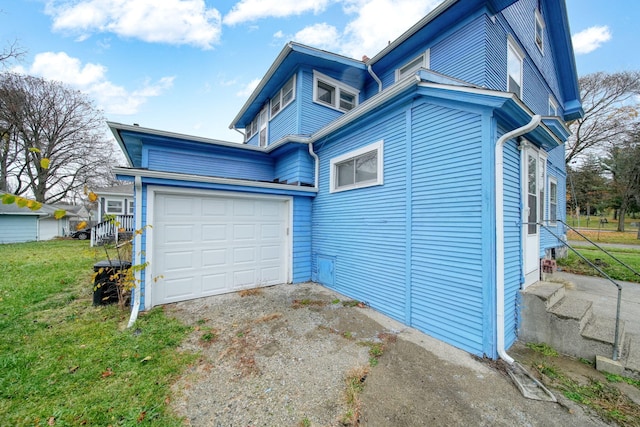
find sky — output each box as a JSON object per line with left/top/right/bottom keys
{"left": 1, "top": 0, "right": 638, "bottom": 146}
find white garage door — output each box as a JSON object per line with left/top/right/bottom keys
{"left": 152, "top": 191, "right": 289, "bottom": 306}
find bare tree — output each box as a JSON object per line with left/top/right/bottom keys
{"left": 0, "top": 40, "right": 26, "bottom": 65}
{"left": 566, "top": 71, "right": 640, "bottom": 164}
{"left": 0, "top": 72, "right": 116, "bottom": 203}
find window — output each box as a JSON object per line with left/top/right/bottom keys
{"left": 548, "top": 97, "right": 558, "bottom": 116}
{"left": 395, "top": 50, "right": 430, "bottom": 81}
{"left": 106, "top": 199, "right": 124, "bottom": 214}
{"left": 507, "top": 38, "right": 524, "bottom": 97}
{"left": 549, "top": 178, "right": 558, "bottom": 223}
{"left": 128, "top": 200, "right": 134, "bottom": 215}
{"left": 535, "top": 10, "right": 544, "bottom": 53}
{"left": 270, "top": 75, "right": 296, "bottom": 118}
{"left": 258, "top": 106, "right": 268, "bottom": 147}
{"left": 313, "top": 71, "right": 359, "bottom": 113}
{"left": 330, "top": 140, "right": 383, "bottom": 193}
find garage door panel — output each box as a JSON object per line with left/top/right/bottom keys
{"left": 233, "top": 224, "right": 256, "bottom": 240}
{"left": 202, "top": 224, "right": 227, "bottom": 241}
{"left": 164, "top": 251, "right": 196, "bottom": 271}
{"left": 153, "top": 192, "right": 288, "bottom": 307}
{"left": 202, "top": 249, "right": 227, "bottom": 267}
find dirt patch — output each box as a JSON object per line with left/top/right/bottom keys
{"left": 165, "top": 282, "right": 614, "bottom": 426}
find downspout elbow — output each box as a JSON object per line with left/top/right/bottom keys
{"left": 368, "top": 65, "right": 382, "bottom": 93}
{"left": 495, "top": 114, "right": 541, "bottom": 364}
{"left": 308, "top": 142, "right": 319, "bottom": 189}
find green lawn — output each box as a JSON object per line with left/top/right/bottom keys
{"left": 0, "top": 240, "right": 196, "bottom": 426}
{"left": 557, "top": 246, "right": 640, "bottom": 283}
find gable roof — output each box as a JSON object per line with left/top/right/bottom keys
{"left": 229, "top": 42, "right": 368, "bottom": 130}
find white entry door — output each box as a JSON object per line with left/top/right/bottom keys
{"left": 522, "top": 144, "right": 546, "bottom": 287}
{"left": 151, "top": 190, "right": 290, "bottom": 306}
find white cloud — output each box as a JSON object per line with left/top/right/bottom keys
{"left": 572, "top": 25, "right": 611, "bottom": 55}
{"left": 236, "top": 78, "right": 261, "bottom": 97}
{"left": 45, "top": 0, "right": 222, "bottom": 49}
{"left": 25, "top": 52, "right": 174, "bottom": 115}
{"left": 292, "top": 23, "right": 341, "bottom": 51}
{"left": 340, "top": 0, "right": 442, "bottom": 58}
{"left": 223, "top": 0, "right": 331, "bottom": 26}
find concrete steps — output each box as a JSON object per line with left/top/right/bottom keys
{"left": 520, "top": 281, "right": 630, "bottom": 371}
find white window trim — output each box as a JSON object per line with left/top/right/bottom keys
{"left": 507, "top": 36, "right": 524, "bottom": 98}
{"left": 329, "top": 140, "right": 384, "bottom": 193}
{"left": 269, "top": 74, "right": 296, "bottom": 120}
{"left": 548, "top": 96, "right": 558, "bottom": 116}
{"left": 313, "top": 71, "right": 360, "bottom": 113}
{"left": 549, "top": 177, "right": 558, "bottom": 224}
{"left": 535, "top": 10, "right": 545, "bottom": 54}
{"left": 395, "top": 49, "right": 430, "bottom": 82}
{"left": 105, "top": 198, "right": 124, "bottom": 215}
{"left": 128, "top": 200, "right": 134, "bottom": 215}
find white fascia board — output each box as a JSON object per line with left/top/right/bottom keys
{"left": 113, "top": 167, "right": 318, "bottom": 194}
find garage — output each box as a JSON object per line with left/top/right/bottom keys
{"left": 150, "top": 189, "right": 290, "bottom": 306}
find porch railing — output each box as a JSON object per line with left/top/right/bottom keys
{"left": 90, "top": 215, "right": 134, "bottom": 247}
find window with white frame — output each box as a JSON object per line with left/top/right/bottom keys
{"left": 535, "top": 10, "right": 544, "bottom": 53}
{"left": 270, "top": 75, "right": 296, "bottom": 118}
{"left": 258, "top": 106, "right": 268, "bottom": 147}
{"left": 507, "top": 38, "right": 524, "bottom": 97}
{"left": 548, "top": 97, "right": 558, "bottom": 116}
{"left": 128, "top": 200, "right": 134, "bottom": 215}
{"left": 313, "top": 71, "right": 359, "bottom": 113}
{"left": 549, "top": 178, "right": 558, "bottom": 223}
{"left": 106, "top": 199, "right": 124, "bottom": 214}
{"left": 330, "top": 140, "right": 383, "bottom": 193}
{"left": 395, "top": 50, "right": 430, "bottom": 81}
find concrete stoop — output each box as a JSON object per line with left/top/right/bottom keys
{"left": 520, "top": 281, "right": 637, "bottom": 374}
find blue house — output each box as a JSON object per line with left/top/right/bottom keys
{"left": 110, "top": 0, "right": 582, "bottom": 359}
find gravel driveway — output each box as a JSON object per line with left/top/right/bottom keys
{"left": 164, "top": 282, "right": 608, "bottom": 426}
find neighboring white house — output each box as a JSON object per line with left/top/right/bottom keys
{"left": 92, "top": 184, "right": 134, "bottom": 223}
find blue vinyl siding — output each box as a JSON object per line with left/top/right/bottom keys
{"left": 292, "top": 196, "right": 312, "bottom": 283}
{"left": 430, "top": 15, "right": 487, "bottom": 87}
{"left": 500, "top": 128, "right": 524, "bottom": 348}
{"left": 312, "top": 109, "right": 408, "bottom": 323}
{"left": 274, "top": 145, "right": 314, "bottom": 185}
{"left": 0, "top": 215, "right": 38, "bottom": 243}
{"left": 410, "top": 103, "right": 487, "bottom": 355}
{"left": 146, "top": 145, "right": 275, "bottom": 182}
{"left": 269, "top": 101, "right": 297, "bottom": 144}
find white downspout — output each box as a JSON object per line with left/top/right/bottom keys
{"left": 127, "top": 175, "right": 143, "bottom": 328}
{"left": 308, "top": 142, "right": 320, "bottom": 189}
{"left": 495, "top": 114, "right": 541, "bottom": 364}
{"left": 367, "top": 65, "right": 383, "bottom": 93}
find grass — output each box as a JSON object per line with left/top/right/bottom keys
{"left": 0, "top": 240, "right": 195, "bottom": 426}
{"left": 567, "top": 229, "right": 640, "bottom": 245}
{"left": 556, "top": 246, "right": 640, "bottom": 283}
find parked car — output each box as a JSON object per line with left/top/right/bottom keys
{"left": 71, "top": 228, "right": 90, "bottom": 240}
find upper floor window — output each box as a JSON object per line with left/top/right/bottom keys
{"left": 270, "top": 75, "right": 296, "bottom": 118}
{"left": 549, "top": 178, "right": 558, "bottom": 223}
{"left": 395, "top": 50, "right": 430, "bottom": 81}
{"left": 128, "top": 200, "right": 134, "bottom": 215}
{"left": 535, "top": 10, "right": 544, "bottom": 53}
{"left": 258, "top": 106, "right": 268, "bottom": 147}
{"left": 330, "top": 140, "right": 384, "bottom": 193}
{"left": 313, "top": 71, "right": 359, "bottom": 113}
{"left": 246, "top": 116, "right": 258, "bottom": 140}
{"left": 507, "top": 38, "right": 524, "bottom": 98}
{"left": 548, "top": 97, "right": 558, "bottom": 116}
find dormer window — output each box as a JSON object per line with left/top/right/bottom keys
{"left": 270, "top": 75, "right": 296, "bottom": 119}
{"left": 313, "top": 71, "right": 359, "bottom": 113}
{"left": 507, "top": 38, "right": 523, "bottom": 98}
{"left": 535, "top": 10, "right": 544, "bottom": 53}
{"left": 395, "top": 50, "right": 430, "bottom": 81}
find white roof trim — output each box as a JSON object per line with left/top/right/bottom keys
{"left": 113, "top": 167, "right": 318, "bottom": 194}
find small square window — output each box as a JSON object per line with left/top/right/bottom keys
{"left": 106, "top": 200, "right": 124, "bottom": 214}
{"left": 317, "top": 81, "right": 334, "bottom": 105}
{"left": 339, "top": 91, "right": 356, "bottom": 111}
{"left": 313, "top": 71, "right": 359, "bottom": 113}
{"left": 330, "top": 140, "right": 383, "bottom": 193}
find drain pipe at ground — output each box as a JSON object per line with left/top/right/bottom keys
{"left": 495, "top": 114, "right": 541, "bottom": 364}
{"left": 127, "top": 175, "right": 143, "bottom": 328}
